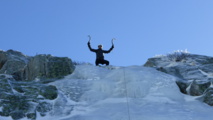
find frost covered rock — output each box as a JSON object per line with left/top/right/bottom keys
{"left": 0, "top": 49, "right": 75, "bottom": 119}
{"left": 39, "top": 85, "right": 58, "bottom": 100}
{"left": 0, "top": 49, "right": 29, "bottom": 75}
{"left": 144, "top": 54, "right": 213, "bottom": 106}
{"left": 10, "top": 111, "right": 26, "bottom": 120}
{"left": 36, "top": 102, "right": 53, "bottom": 116}
{"left": 203, "top": 87, "right": 213, "bottom": 106}
{"left": 0, "top": 74, "right": 58, "bottom": 120}
{"left": 187, "top": 80, "right": 211, "bottom": 96}
{"left": 144, "top": 54, "right": 213, "bottom": 80}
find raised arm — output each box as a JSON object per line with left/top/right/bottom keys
{"left": 103, "top": 39, "right": 115, "bottom": 53}
{"left": 87, "top": 35, "right": 96, "bottom": 52}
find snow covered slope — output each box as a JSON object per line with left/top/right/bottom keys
{"left": 38, "top": 65, "right": 213, "bottom": 120}
{"left": 1, "top": 65, "right": 210, "bottom": 120}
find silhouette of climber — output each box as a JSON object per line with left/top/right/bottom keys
{"left": 87, "top": 36, "right": 114, "bottom": 66}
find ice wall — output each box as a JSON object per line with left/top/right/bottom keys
{"left": 45, "top": 65, "right": 213, "bottom": 120}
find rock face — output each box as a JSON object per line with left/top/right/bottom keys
{"left": 144, "top": 53, "right": 213, "bottom": 106}
{"left": 0, "top": 49, "right": 75, "bottom": 120}
{"left": 23, "top": 54, "right": 74, "bottom": 81}
{"left": 0, "top": 74, "right": 58, "bottom": 120}
{"left": 0, "top": 50, "right": 29, "bottom": 75}
{"left": 0, "top": 50, "right": 75, "bottom": 81}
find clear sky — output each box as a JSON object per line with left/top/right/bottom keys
{"left": 1, "top": 0, "right": 213, "bottom": 66}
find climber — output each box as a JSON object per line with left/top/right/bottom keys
{"left": 87, "top": 35, "right": 114, "bottom": 66}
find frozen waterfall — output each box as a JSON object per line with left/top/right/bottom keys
{"left": 12, "top": 65, "right": 213, "bottom": 120}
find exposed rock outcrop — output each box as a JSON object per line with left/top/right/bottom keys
{"left": 0, "top": 50, "right": 75, "bottom": 81}
{"left": 0, "top": 74, "right": 58, "bottom": 120}
{"left": 203, "top": 87, "right": 213, "bottom": 106}
{"left": 0, "top": 50, "right": 29, "bottom": 75}
{"left": 144, "top": 54, "right": 213, "bottom": 106}
{"left": 0, "top": 49, "right": 75, "bottom": 119}
{"left": 22, "top": 54, "right": 74, "bottom": 81}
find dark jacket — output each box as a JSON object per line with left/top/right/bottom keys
{"left": 88, "top": 42, "right": 114, "bottom": 60}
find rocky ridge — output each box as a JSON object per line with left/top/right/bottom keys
{"left": 144, "top": 53, "right": 213, "bottom": 106}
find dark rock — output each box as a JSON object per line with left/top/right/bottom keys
{"left": 0, "top": 50, "right": 75, "bottom": 81}
{"left": 0, "top": 50, "right": 29, "bottom": 75}
{"left": 0, "top": 78, "right": 13, "bottom": 93}
{"left": 36, "top": 102, "right": 52, "bottom": 116}
{"left": 10, "top": 111, "right": 26, "bottom": 120}
{"left": 39, "top": 85, "right": 58, "bottom": 100}
{"left": 22, "top": 54, "right": 75, "bottom": 81}
{"left": 176, "top": 80, "right": 190, "bottom": 94}
{"left": 203, "top": 87, "right": 213, "bottom": 106}
{"left": 0, "top": 74, "right": 58, "bottom": 119}
{"left": 2, "top": 95, "right": 30, "bottom": 114}
{"left": 188, "top": 80, "right": 211, "bottom": 96}
{"left": 27, "top": 112, "right": 36, "bottom": 120}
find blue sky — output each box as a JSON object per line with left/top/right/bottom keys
{"left": 1, "top": 0, "right": 213, "bottom": 66}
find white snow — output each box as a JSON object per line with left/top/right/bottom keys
{"left": 1, "top": 65, "right": 213, "bottom": 120}
{"left": 0, "top": 116, "right": 13, "bottom": 120}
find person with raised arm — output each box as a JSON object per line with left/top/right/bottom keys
{"left": 87, "top": 35, "right": 115, "bottom": 66}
